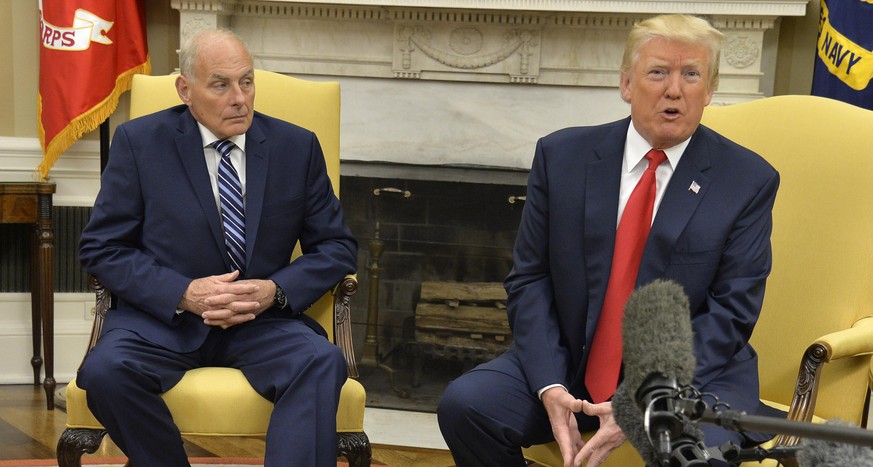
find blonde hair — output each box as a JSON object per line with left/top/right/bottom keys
{"left": 620, "top": 15, "right": 723, "bottom": 90}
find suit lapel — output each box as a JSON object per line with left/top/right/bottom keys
{"left": 243, "top": 116, "right": 268, "bottom": 276}
{"left": 175, "top": 110, "right": 228, "bottom": 268}
{"left": 583, "top": 119, "right": 629, "bottom": 346}
{"left": 638, "top": 127, "right": 713, "bottom": 284}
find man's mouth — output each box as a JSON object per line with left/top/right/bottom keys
{"left": 661, "top": 108, "right": 681, "bottom": 119}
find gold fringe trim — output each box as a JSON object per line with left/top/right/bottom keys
{"left": 36, "top": 56, "right": 152, "bottom": 182}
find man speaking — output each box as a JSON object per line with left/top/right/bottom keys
{"left": 438, "top": 14, "right": 781, "bottom": 467}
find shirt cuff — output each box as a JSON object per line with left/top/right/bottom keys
{"left": 537, "top": 383, "right": 567, "bottom": 400}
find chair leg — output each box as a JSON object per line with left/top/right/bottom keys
{"left": 57, "top": 428, "right": 108, "bottom": 467}
{"left": 338, "top": 432, "right": 372, "bottom": 467}
{"left": 59, "top": 427, "right": 369, "bottom": 466}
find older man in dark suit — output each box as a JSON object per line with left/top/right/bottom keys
{"left": 438, "top": 14, "right": 780, "bottom": 467}
{"left": 77, "top": 28, "right": 356, "bottom": 466}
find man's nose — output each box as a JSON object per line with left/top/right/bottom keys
{"left": 664, "top": 73, "right": 682, "bottom": 98}
{"left": 228, "top": 84, "right": 246, "bottom": 105}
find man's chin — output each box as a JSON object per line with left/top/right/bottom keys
{"left": 223, "top": 122, "right": 252, "bottom": 136}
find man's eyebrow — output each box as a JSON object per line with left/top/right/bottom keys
{"left": 209, "top": 71, "right": 255, "bottom": 81}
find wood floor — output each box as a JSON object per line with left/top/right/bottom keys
{"left": 0, "top": 384, "right": 456, "bottom": 466}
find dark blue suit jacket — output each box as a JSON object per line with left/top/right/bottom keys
{"left": 505, "top": 117, "right": 779, "bottom": 419}
{"left": 79, "top": 105, "right": 357, "bottom": 354}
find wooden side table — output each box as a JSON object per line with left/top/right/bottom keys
{"left": 0, "top": 182, "right": 56, "bottom": 410}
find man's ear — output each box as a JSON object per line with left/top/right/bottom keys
{"left": 175, "top": 75, "right": 191, "bottom": 105}
{"left": 619, "top": 72, "right": 632, "bottom": 104}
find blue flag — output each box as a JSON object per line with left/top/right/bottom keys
{"left": 811, "top": 0, "right": 873, "bottom": 110}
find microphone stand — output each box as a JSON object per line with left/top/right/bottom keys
{"left": 696, "top": 408, "right": 873, "bottom": 447}
{"left": 667, "top": 387, "right": 873, "bottom": 466}
{"left": 651, "top": 386, "right": 873, "bottom": 467}
{"left": 715, "top": 442, "right": 802, "bottom": 464}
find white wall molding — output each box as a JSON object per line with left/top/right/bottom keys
{"left": 0, "top": 293, "right": 94, "bottom": 384}
{"left": 177, "top": 0, "right": 808, "bottom": 16}
{"left": 0, "top": 136, "right": 101, "bottom": 206}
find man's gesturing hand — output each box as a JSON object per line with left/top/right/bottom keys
{"left": 574, "top": 400, "right": 626, "bottom": 467}
{"left": 542, "top": 387, "right": 585, "bottom": 467}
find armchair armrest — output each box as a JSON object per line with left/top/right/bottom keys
{"left": 776, "top": 315, "right": 873, "bottom": 447}
{"left": 81, "top": 275, "right": 110, "bottom": 369}
{"left": 815, "top": 316, "right": 873, "bottom": 361}
{"left": 333, "top": 274, "right": 359, "bottom": 378}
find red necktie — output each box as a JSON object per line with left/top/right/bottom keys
{"left": 585, "top": 149, "right": 667, "bottom": 403}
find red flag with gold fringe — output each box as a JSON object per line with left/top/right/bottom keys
{"left": 37, "top": 0, "right": 150, "bottom": 181}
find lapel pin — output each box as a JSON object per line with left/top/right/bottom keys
{"left": 689, "top": 181, "right": 701, "bottom": 194}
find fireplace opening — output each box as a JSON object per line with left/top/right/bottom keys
{"left": 340, "top": 162, "right": 527, "bottom": 412}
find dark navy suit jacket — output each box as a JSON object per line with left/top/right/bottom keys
{"left": 79, "top": 105, "right": 357, "bottom": 354}
{"left": 505, "top": 117, "right": 779, "bottom": 419}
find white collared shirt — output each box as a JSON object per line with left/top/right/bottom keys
{"left": 618, "top": 124, "right": 690, "bottom": 227}
{"left": 197, "top": 123, "right": 247, "bottom": 211}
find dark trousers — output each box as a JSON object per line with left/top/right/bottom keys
{"left": 437, "top": 352, "right": 599, "bottom": 467}
{"left": 78, "top": 316, "right": 347, "bottom": 467}
{"left": 437, "top": 351, "right": 752, "bottom": 467}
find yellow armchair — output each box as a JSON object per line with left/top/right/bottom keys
{"left": 525, "top": 95, "right": 873, "bottom": 466}
{"left": 57, "top": 70, "right": 370, "bottom": 467}
{"left": 701, "top": 95, "right": 873, "bottom": 439}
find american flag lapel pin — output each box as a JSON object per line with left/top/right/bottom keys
{"left": 689, "top": 181, "right": 701, "bottom": 194}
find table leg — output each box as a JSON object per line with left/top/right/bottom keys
{"left": 35, "top": 194, "right": 55, "bottom": 410}
{"left": 29, "top": 230, "right": 42, "bottom": 387}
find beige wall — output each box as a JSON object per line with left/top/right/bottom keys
{"left": 775, "top": 1, "right": 821, "bottom": 96}
{"left": 2, "top": 0, "right": 819, "bottom": 140}
{"left": 2, "top": 1, "right": 39, "bottom": 137}
{"left": 0, "top": 1, "right": 12, "bottom": 135}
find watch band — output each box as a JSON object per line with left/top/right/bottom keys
{"left": 274, "top": 282, "right": 288, "bottom": 309}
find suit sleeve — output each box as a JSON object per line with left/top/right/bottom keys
{"left": 268, "top": 132, "right": 357, "bottom": 314}
{"left": 505, "top": 138, "right": 571, "bottom": 394}
{"left": 78, "top": 125, "right": 191, "bottom": 323}
{"left": 691, "top": 169, "right": 779, "bottom": 390}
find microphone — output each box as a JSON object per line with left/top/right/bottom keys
{"left": 612, "top": 382, "right": 659, "bottom": 465}
{"left": 615, "top": 281, "right": 873, "bottom": 466}
{"left": 616, "top": 279, "right": 709, "bottom": 466}
{"left": 795, "top": 421, "right": 873, "bottom": 467}
{"left": 621, "top": 279, "right": 695, "bottom": 402}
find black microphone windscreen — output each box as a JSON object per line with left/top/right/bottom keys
{"left": 797, "top": 420, "right": 873, "bottom": 467}
{"left": 621, "top": 279, "right": 696, "bottom": 397}
{"left": 612, "top": 382, "right": 659, "bottom": 465}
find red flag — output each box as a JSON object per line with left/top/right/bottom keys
{"left": 37, "top": 0, "right": 150, "bottom": 181}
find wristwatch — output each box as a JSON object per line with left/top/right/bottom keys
{"left": 273, "top": 282, "right": 288, "bottom": 309}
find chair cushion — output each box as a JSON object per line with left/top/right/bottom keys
{"left": 65, "top": 367, "right": 365, "bottom": 435}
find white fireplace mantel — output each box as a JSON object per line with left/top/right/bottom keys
{"left": 170, "top": 0, "right": 809, "bottom": 169}
{"left": 172, "top": 0, "right": 808, "bottom": 15}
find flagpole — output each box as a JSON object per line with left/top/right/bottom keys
{"left": 99, "top": 119, "right": 109, "bottom": 173}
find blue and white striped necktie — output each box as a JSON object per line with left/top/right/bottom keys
{"left": 212, "top": 139, "right": 246, "bottom": 274}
